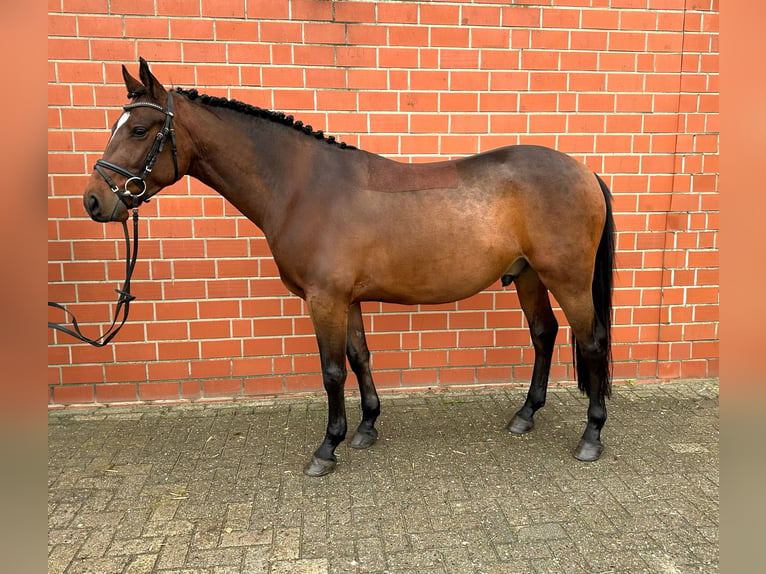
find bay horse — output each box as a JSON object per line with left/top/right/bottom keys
{"left": 83, "top": 59, "right": 615, "bottom": 476}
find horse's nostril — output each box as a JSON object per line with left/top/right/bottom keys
{"left": 87, "top": 194, "right": 100, "bottom": 214}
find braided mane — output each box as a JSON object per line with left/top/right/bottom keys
{"left": 174, "top": 87, "right": 356, "bottom": 150}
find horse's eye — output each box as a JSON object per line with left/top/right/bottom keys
{"left": 132, "top": 127, "right": 148, "bottom": 137}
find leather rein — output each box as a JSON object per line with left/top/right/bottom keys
{"left": 48, "top": 90, "right": 178, "bottom": 347}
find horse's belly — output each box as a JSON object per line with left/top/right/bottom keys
{"left": 356, "top": 248, "right": 517, "bottom": 305}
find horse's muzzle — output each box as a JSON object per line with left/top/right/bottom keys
{"left": 84, "top": 190, "right": 129, "bottom": 222}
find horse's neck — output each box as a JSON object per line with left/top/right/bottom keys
{"left": 183, "top": 105, "right": 302, "bottom": 235}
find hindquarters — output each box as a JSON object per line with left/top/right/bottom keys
{"left": 528, "top": 170, "right": 614, "bottom": 461}
{"left": 485, "top": 148, "right": 614, "bottom": 461}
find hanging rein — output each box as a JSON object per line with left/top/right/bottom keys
{"left": 48, "top": 90, "right": 178, "bottom": 347}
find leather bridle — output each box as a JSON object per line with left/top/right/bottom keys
{"left": 48, "top": 90, "right": 178, "bottom": 347}
{"left": 94, "top": 89, "right": 178, "bottom": 209}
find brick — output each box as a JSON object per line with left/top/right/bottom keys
{"left": 51, "top": 384, "right": 94, "bottom": 405}
{"left": 451, "top": 114, "right": 488, "bottom": 134}
{"left": 379, "top": 47, "right": 419, "bottom": 68}
{"left": 336, "top": 47, "right": 377, "bottom": 68}
{"left": 360, "top": 134, "right": 400, "bottom": 154}
{"left": 442, "top": 49, "right": 480, "bottom": 69}
{"left": 56, "top": 61, "right": 104, "bottom": 83}
{"left": 191, "top": 359, "right": 233, "bottom": 379}
{"left": 202, "top": 379, "right": 243, "bottom": 397}
{"left": 368, "top": 113, "right": 406, "bottom": 133}
{"left": 390, "top": 25, "right": 429, "bottom": 47}
{"left": 610, "top": 31, "right": 648, "bottom": 52}
{"left": 244, "top": 377, "right": 284, "bottom": 395}
{"left": 123, "top": 17, "right": 169, "bottom": 38}
{"left": 462, "top": 6, "right": 502, "bottom": 27}
{"left": 622, "top": 10, "right": 658, "bottom": 31}
{"left": 135, "top": 40, "right": 182, "bottom": 61}
{"left": 542, "top": 7, "right": 580, "bottom": 29}
{"left": 501, "top": 6, "right": 541, "bottom": 28}
{"left": 334, "top": 1, "right": 376, "bottom": 23}
{"left": 259, "top": 22, "right": 302, "bottom": 43}
{"left": 402, "top": 368, "right": 438, "bottom": 386}
{"left": 95, "top": 383, "right": 139, "bottom": 403}
{"left": 202, "top": 0, "right": 245, "bottom": 18}
{"left": 531, "top": 29, "right": 569, "bottom": 50}
{"left": 49, "top": 14, "right": 77, "bottom": 35}
{"left": 520, "top": 50, "right": 559, "bottom": 70}
{"left": 291, "top": 0, "right": 333, "bottom": 21}
{"left": 561, "top": 51, "right": 599, "bottom": 71}
{"left": 316, "top": 90, "right": 357, "bottom": 111}
{"left": 471, "top": 28, "right": 510, "bottom": 49}
{"left": 401, "top": 135, "right": 438, "bottom": 155}
{"left": 293, "top": 45, "right": 334, "bottom": 66}
{"left": 304, "top": 22, "right": 345, "bottom": 45}
{"left": 450, "top": 70, "right": 489, "bottom": 91}
{"left": 410, "top": 114, "right": 448, "bottom": 134}
{"left": 262, "top": 67, "right": 304, "bottom": 88}
{"left": 570, "top": 30, "right": 608, "bottom": 51}
{"left": 529, "top": 114, "right": 567, "bottom": 133}
{"left": 216, "top": 20, "right": 260, "bottom": 42}
{"left": 323, "top": 112, "right": 366, "bottom": 134}
{"left": 77, "top": 15, "right": 123, "bottom": 38}
{"left": 410, "top": 70, "right": 449, "bottom": 91}
{"left": 430, "top": 27, "right": 470, "bottom": 48}
{"left": 111, "top": 0, "right": 155, "bottom": 16}
{"left": 272, "top": 89, "right": 315, "bottom": 111}
{"left": 170, "top": 19, "right": 214, "bottom": 40}
{"left": 400, "top": 92, "right": 438, "bottom": 112}
{"left": 378, "top": 2, "right": 418, "bottom": 24}
{"left": 348, "top": 69, "right": 387, "bottom": 90}
{"left": 578, "top": 93, "right": 615, "bottom": 112}
{"left": 420, "top": 4, "right": 459, "bottom": 26}
{"left": 347, "top": 24, "right": 387, "bottom": 46}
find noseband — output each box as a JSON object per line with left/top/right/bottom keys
{"left": 94, "top": 89, "right": 178, "bottom": 209}
{"left": 48, "top": 90, "right": 179, "bottom": 347}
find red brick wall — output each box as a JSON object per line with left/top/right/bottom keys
{"left": 48, "top": 0, "right": 719, "bottom": 406}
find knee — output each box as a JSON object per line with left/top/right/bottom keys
{"left": 323, "top": 363, "right": 347, "bottom": 388}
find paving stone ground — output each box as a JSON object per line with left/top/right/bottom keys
{"left": 49, "top": 379, "right": 719, "bottom": 573}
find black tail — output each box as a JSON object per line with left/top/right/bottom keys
{"left": 574, "top": 174, "right": 615, "bottom": 398}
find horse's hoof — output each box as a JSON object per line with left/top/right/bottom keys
{"left": 574, "top": 439, "right": 603, "bottom": 462}
{"left": 349, "top": 428, "right": 378, "bottom": 449}
{"left": 303, "top": 456, "right": 336, "bottom": 477}
{"left": 507, "top": 414, "right": 534, "bottom": 435}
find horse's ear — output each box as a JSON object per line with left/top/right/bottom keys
{"left": 122, "top": 64, "right": 145, "bottom": 99}
{"left": 138, "top": 57, "right": 165, "bottom": 100}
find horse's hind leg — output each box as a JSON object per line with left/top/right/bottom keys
{"left": 346, "top": 302, "right": 380, "bottom": 449}
{"left": 555, "top": 288, "right": 610, "bottom": 462}
{"left": 507, "top": 267, "right": 558, "bottom": 434}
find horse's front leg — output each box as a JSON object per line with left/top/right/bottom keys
{"left": 303, "top": 295, "right": 349, "bottom": 477}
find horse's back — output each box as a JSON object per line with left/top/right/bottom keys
{"left": 361, "top": 144, "right": 601, "bottom": 207}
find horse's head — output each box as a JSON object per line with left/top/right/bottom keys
{"left": 84, "top": 58, "right": 183, "bottom": 222}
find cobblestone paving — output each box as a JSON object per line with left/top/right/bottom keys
{"left": 49, "top": 379, "right": 719, "bottom": 573}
